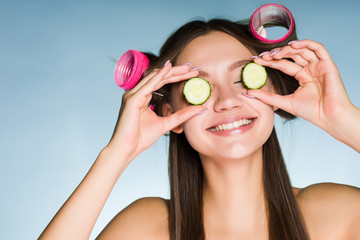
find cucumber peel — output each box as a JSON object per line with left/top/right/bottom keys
{"left": 242, "top": 62, "right": 267, "bottom": 89}
{"left": 183, "top": 77, "right": 211, "bottom": 105}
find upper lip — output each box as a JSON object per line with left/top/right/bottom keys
{"left": 206, "top": 115, "right": 257, "bottom": 129}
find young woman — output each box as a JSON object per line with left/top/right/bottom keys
{"left": 40, "top": 17, "right": 360, "bottom": 239}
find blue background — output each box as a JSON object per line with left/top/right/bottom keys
{"left": 1, "top": 0, "right": 360, "bottom": 239}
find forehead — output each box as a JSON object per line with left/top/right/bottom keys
{"left": 176, "top": 31, "right": 253, "bottom": 65}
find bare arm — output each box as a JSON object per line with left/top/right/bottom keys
{"left": 327, "top": 105, "right": 360, "bottom": 153}
{"left": 39, "top": 148, "right": 131, "bottom": 240}
{"left": 39, "top": 62, "right": 203, "bottom": 239}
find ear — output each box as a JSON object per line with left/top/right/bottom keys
{"left": 162, "top": 103, "right": 184, "bottom": 134}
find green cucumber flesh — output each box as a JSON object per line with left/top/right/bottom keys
{"left": 183, "top": 77, "right": 211, "bottom": 105}
{"left": 242, "top": 62, "right": 267, "bottom": 89}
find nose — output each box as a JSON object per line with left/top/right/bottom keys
{"left": 212, "top": 84, "right": 244, "bottom": 112}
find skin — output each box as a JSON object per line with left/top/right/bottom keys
{"left": 40, "top": 31, "right": 360, "bottom": 240}
{"left": 170, "top": 32, "right": 275, "bottom": 239}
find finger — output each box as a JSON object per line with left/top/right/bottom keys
{"left": 261, "top": 48, "right": 309, "bottom": 67}
{"left": 287, "top": 54, "right": 308, "bottom": 67}
{"left": 128, "top": 61, "right": 173, "bottom": 94}
{"left": 132, "top": 64, "right": 194, "bottom": 93}
{"left": 161, "top": 105, "right": 205, "bottom": 134}
{"left": 254, "top": 58, "right": 311, "bottom": 85}
{"left": 129, "top": 69, "right": 159, "bottom": 93}
{"left": 288, "top": 39, "right": 332, "bottom": 61}
{"left": 246, "top": 89, "right": 294, "bottom": 115}
{"left": 164, "top": 64, "right": 193, "bottom": 78}
{"left": 123, "top": 63, "right": 173, "bottom": 108}
{"left": 138, "top": 64, "right": 199, "bottom": 96}
{"left": 253, "top": 57, "right": 303, "bottom": 78}
{"left": 130, "top": 61, "right": 173, "bottom": 97}
{"left": 155, "top": 69, "right": 199, "bottom": 89}
{"left": 271, "top": 45, "right": 318, "bottom": 64}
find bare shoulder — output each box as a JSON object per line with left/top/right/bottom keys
{"left": 295, "top": 183, "right": 360, "bottom": 239}
{"left": 97, "top": 197, "right": 169, "bottom": 240}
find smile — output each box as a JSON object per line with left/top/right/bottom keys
{"left": 209, "top": 118, "right": 254, "bottom": 132}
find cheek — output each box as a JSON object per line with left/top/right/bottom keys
{"left": 182, "top": 116, "right": 202, "bottom": 136}
{"left": 245, "top": 100, "right": 275, "bottom": 141}
{"left": 182, "top": 117, "right": 207, "bottom": 151}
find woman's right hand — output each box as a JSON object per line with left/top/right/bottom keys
{"left": 39, "top": 63, "right": 204, "bottom": 239}
{"left": 106, "top": 61, "right": 204, "bottom": 162}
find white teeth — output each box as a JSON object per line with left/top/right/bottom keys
{"left": 210, "top": 119, "right": 253, "bottom": 132}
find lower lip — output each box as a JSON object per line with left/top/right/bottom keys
{"left": 207, "top": 119, "right": 256, "bottom": 136}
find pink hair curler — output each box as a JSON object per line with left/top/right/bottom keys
{"left": 250, "top": 4, "right": 294, "bottom": 43}
{"left": 114, "top": 49, "right": 149, "bottom": 90}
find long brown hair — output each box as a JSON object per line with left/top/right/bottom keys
{"left": 145, "top": 18, "right": 308, "bottom": 240}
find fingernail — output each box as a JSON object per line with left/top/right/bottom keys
{"left": 164, "top": 60, "right": 170, "bottom": 67}
{"left": 197, "top": 106, "right": 208, "bottom": 115}
{"left": 259, "top": 51, "right": 269, "bottom": 57}
{"left": 191, "top": 67, "right": 200, "bottom": 71}
{"left": 270, "top": 49, "right": 280, "bottom": 56}
{"left": 242, "top": 91, "right": 257, "bottom": 99}
{"left": 288, "top": 40, "right": 298, "bottom": 45}
{"left": 252, "top": 55, "right": 259, "bottom": 59}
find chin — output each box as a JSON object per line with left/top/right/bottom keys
{"left": 221, "top": 143, "right": 262, "bottom": 160}
{"left": 198, "top": 142, "right": 262, "bottom": 162}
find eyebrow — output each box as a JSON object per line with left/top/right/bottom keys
{"left": 198, "top": 59, "right": 252, "bottom": 78}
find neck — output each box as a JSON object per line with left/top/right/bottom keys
{"left": 201, "top": 147, "right": 267, "bottom": 237}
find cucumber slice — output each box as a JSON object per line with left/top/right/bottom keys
{"left": 242, "top": 62, "right": 267, "bottom": 89}
{"left": 183, "top": 77, "right": 211, "bottom": 105}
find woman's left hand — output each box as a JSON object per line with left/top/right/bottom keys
{"left": 248, "top": 40, "right": 360, "bottom": 151}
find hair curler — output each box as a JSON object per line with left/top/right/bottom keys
{"left": 114, "top": 49, "right": 149, "bottom": 90}
{"left": 250, "top": 4, "right": 294, "bottom": 43}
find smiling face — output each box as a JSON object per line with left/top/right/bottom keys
{"left": 170, "top": 31, "right": 276, "bottom": 162}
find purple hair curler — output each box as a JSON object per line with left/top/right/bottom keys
{"left": 250, "top": 4, "right": 294, "bottom": 43}
{"left": 114, "top": 49, "right": 149, "bottom": 90}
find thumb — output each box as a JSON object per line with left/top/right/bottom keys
{"left": 246, "top": 89, "right": 292, "bottom": 113}
{"left": 162, "top": 105, "right": 205, "bottom": 134}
